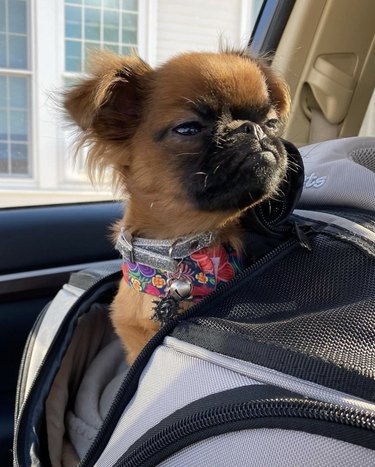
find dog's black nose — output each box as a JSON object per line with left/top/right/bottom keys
{"left": 231, "top": 121, "right": 265, "bottom": 140}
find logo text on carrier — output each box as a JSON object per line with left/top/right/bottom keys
{"left": 304, "top": 173, "right": 327, "bottom": 188}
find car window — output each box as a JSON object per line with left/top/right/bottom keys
{"left": 0, "top": 0, "right": 263, "bottom": 208}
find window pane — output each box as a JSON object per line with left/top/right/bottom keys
{"left": 0, "top": 0, "right": 5, "bottom": 32}
{"left": 122, "top": 12, "right": 137, "bottom": 43}
{"left": 0, "top": 1, "right": 29, "bottom": 69}
{"left": 9, "top": 34, "right": 28, "bottom": 69}
{"left": 104, "top": 10, "right": 119, "bottom": 42}
{"left": 123, "top": 12, "right": 137, "bottom": 29}
{"left": 0, "top": 142, "right": 8, "bottom": 173}
{"left": 65, "top": 40, "right": 82, "bottom": 71}
{"left": 11, "top": 143, "right": 28, "bottom": 174}
{"left": 122, "top": 28, "right": 137, "bottom": 44}
{"left": 10, "top": 110, "right": 28, "bottom": 141}
{"left": 121, "top": 45, "right": 136, "bottom": 56}
{"left": 0, "top": 33, "right": 6, "bottom": 67}
{"left": 85, "top": 41, "right": 101, "bottom": 51}
{"left": 103, "top": 0, "right": 119, "bottom": 9}
{"left": 85, "top": 0, "right": 101, "bottom": 6}
{"left": 85, "top": 7, "right": 101, "bottom": 41}
{"left": 0, "top": 76, "right": 30, "bottom": 176}
{"left": 122, "top": 0, "right": 137, "bottom": 10}
{"left": 65, "top": 56, "right": 82, "bottom": 72}
{"left": 0, "top": 75, "right": 7, "bottom": 108}
{"left": 84, "top": 41, "right": 100, "bottom": 65}
{"left": 66, "top": 5, "right": 82, "bottom": 25}
{"left": 65, "top": 5, "right": 82, "bottom": 38}
{"left": 9, "top": 0, "right": 27, "bottom": 34}
{"left": 104, "top": 42, "right": 119, "bottom": 53}
{"left": 9, "top": 77, "right": 28, "bottom": 109}
{"left": 0, "top": 111, "right": 7, "bottom": 140}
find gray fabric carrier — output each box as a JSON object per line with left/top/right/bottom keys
{"left": 13, "top": 137, "right": 375, "bottom": 467}
{"left": 300, "top": 136, "right": 375, "bottom": 210}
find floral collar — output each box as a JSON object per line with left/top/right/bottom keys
{"left": 121, "top": 243, "right": 242, "bottom": 303}
{"left": 116, "top": 228, "right": 243, "bottom": 324}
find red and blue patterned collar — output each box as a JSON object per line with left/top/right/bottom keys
{"left": 121, "top": 243, "right": 242, "bottom": 302}
{"left": 116, "top": 228, "right": 243, "bottom": 323}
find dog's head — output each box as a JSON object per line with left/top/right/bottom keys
{"left": 64, "top": 50, "right": 290, "bottom": 237}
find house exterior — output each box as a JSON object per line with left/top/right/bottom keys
{"left": 0, "top": 0, "right": 262, "bottom": 207}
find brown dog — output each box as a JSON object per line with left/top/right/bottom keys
{"left": 64, "top": 49, "right": 290, "bottom": 364}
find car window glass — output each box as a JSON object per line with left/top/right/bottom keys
{"left": 0, "top": 0, "right": 263, "bottom": 208}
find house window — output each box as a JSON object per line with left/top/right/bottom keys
{"left": 64, "top": 0, "right": 139, "bottom": 74}
{"left": 0, "top": 0, "right": 30, "bottom": 176}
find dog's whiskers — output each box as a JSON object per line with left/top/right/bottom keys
{"left": 287, "top": 161, "right": 299, "bottom": 174}
{"left": 213, "top": 164, "right": 221, "bottom": 174}
{"left": 269, "top": 185, "right": 284, "bottom": 201}
{"left": 215, "top": 136, "right": 226, "bottom": 150}
{"left": 193, "top": 171, "right": 209, "bottom": 190}
{"left": 182, "top": 97, "right": 198, "bottom": 106}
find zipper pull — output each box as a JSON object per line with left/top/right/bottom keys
{"left": 294, "top": 222, "right": 313, "bottom": 251}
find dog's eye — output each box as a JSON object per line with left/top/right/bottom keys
{"left": 174, "top": 121, "right": 203, "bottom": 136}
{"left": 264, "top": 118, "right": 279, "bottom": 130}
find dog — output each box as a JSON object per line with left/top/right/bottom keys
{"left": 64, "top": 49, "right": 291, "bottom": 364}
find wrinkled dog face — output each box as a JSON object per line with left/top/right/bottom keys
{"left": 64, "top": 50, "right": 290, "bottom": 235}
{"left": 154, "top": 94, "right": 288, "bottom": 213}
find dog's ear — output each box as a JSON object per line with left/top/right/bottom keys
{"left": 256, "top": 59, "right": 291, "bottom": 123}
{"left": 64, "top": 50, "right": 152, "bottom": 139}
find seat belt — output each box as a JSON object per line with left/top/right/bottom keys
{"left": 308, "top": 108, "right": 339, "bottom": 144}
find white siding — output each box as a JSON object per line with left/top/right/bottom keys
{"left": 156, "top": 0, "right": 250, "bottom": 65}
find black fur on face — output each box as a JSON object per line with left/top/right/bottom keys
{"left": 157, "top": 103, "right": 289, "bottom": 213}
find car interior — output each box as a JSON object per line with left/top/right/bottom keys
{"left": 1, "top": 0, "right": 374, "bottom": 464}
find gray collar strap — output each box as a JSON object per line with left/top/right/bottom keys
{"left": 115, "top": 228, "right": 216, "bottom": 273}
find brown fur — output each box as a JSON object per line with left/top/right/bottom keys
{"left": 64, "top": 49, "right": 290, "bottom": 364}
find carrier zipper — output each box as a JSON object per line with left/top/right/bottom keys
{"left": 163, "top": 337, "right": 375, "bottom": 414}
{"left": 80, "top": 236, "right": 308, "bottom": 466}
{"left": 14, "top": 302, "right": 49, "bottom": 424}
{"left": 14, "top": 270, "right": 121, "bottom": 467}
{"left": 114, "top": 398, "right": 375, "bottom": 467}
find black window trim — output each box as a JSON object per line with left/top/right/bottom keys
{"left": 249, "top": 0, "right": 296, "bottom": 56}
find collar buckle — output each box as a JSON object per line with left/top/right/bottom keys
{"left": 116, "top": 228, "right": 217, "bottom": 272}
